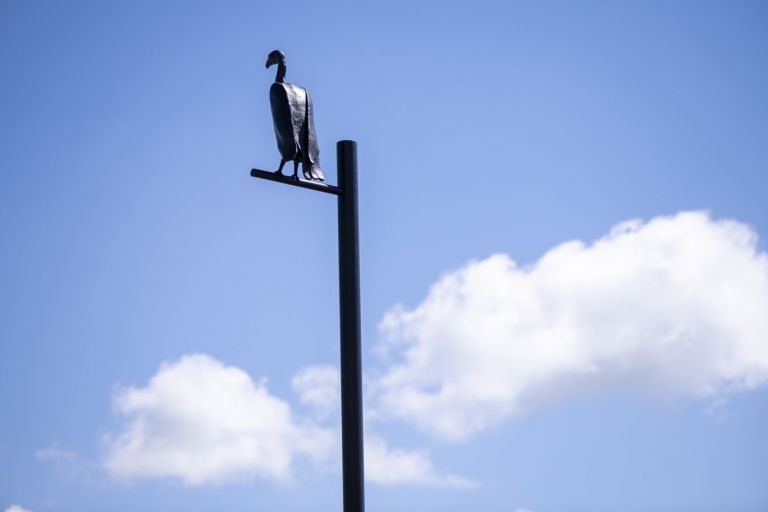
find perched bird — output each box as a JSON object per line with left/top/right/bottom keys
{"left": 265, "top": 50, "right": 324, "bottom": 181}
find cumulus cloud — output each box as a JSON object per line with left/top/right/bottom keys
{"left": 103, "top": 355, "right": 462, "bottom": 488}
{"left": 364, "top": 434, "right": 476, "bottom": 488}
{"left": 292, "top": 365, "right": 340, "bottom": 419}
{"left": 104, "top": 354, "right": 334, "bottom": 485}
{"left": 374, "top": 211, "right": 768, "bottom": 440}
{"left": 6, "top": 506, "right": 31, "bottom": 512}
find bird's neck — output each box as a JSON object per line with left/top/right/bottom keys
{"left": 275, "top": 62, "right": 286, "bottom": 83}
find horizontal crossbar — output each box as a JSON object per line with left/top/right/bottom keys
{"left": 250, "top": 168, "right": 340, "bottom": 195}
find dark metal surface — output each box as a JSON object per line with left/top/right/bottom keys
{"left": 266, "top": 50, "right": 324, "bottom": 181}
{"left": 250, "top": 168, "right": 339, "bottom": 195}
{"left": 337, "top": 141, "right": 365, "bottom": 512}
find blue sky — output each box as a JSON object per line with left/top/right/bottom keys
{"left": 2, "top": 1, "right": 768, "bottom": 511}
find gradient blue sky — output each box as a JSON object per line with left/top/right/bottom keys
{"left": 2, "top": 1, "right": 768, "bottom": 511}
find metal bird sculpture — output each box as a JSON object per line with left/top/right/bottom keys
{"left": 265, "top": 50, "right": 324, "bottom": 181}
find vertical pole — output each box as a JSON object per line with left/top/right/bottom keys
{"left": 337, "top": 140, "right": 365, "bottom": 512}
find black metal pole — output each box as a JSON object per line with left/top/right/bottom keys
{"left": 337, "top": 140, "right": 365, "bottom": 512}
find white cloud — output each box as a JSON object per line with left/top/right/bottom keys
{"left": 104, "top": 354, "right": 334, "bottom": 485}
{"left": 103, "top": 354, "right": 471, "bottom": 488}
{"left": 6, "top": 505, "right": 31, "bottom": 512}
{"left": 292, "top": 365, "right": 340, "bottom": 419}
{"left": 364, "top": 434, "right": 476, "bottom": 488}
{"left": 374, "top": 211, "right": 768, "bottom": 440}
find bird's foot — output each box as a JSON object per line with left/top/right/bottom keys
{"left": 273, "top": 170, "right": 284, "bottom": 176}
{"left": 291, "top": 173, "right": 299, "bottom": 181}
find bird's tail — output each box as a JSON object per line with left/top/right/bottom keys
{"left": 310, "top": 163, "right": 324, "bottom": 181}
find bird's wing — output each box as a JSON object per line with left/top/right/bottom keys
{"left": 303, "top": 90, "right": 324, "bottom": 180}
{"left": 269, "top": 83, "right": 298, "bottom": 160}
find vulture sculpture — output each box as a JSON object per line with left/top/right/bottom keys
{"left": 265, "top": 50, "right": 324, "bottom": 181}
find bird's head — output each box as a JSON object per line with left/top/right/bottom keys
{"left": 265, "top": 50, "right": 285, "bottom": 69}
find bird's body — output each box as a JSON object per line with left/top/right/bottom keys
{"left": 266, "top": 50, "right": 323, "bottom": 181}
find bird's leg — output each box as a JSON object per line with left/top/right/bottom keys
{"left": 274, "top": 159, "right": 286, "bottom": 175}
{"left": 291, "top": 160, "right": 299, "bottom": 180}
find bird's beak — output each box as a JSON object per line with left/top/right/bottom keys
{"left": 265, "top": 59, "right": 272, "bottom": 69}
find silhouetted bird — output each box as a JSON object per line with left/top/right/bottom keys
{"left": 265, "top": 50, "right": 324, "bottom": 181}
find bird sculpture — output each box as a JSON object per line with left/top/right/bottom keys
{"left": 265, "top": 50, "right": 324, "bottom": 181}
